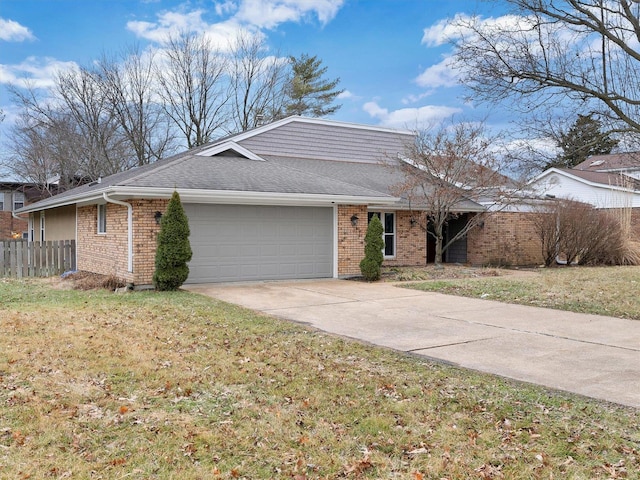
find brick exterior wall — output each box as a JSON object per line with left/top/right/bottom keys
{"left": 337, "top": 205, "right": 367, "bottom": 276}
{"left": 0, "top": 212, "right": 27, "bottom": 240}
{"left": 131, "top": 199, "right": 169, "bottom": 285}
{"left": 380, "top": 210, "right": 426, "bottom": 268}
{"left": 337, "top": 206, "right": 427, "bottom": 276}
{"left": 75, "top": 200, "right": 549, "bottom": 285}
{"left": 77, "top": 204, "right": 131, "bottom": 282}
{"left": 467, "top": 212, "right": 544, "bottom": 267}
{"left": 77, "top": 199, "right": 168, "bottom": 285}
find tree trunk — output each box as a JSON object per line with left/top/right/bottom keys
{"left": 434, "top": 234, "right": 444, "bottom": 267}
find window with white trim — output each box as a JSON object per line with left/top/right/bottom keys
{"left": 29, "top": 216, "right": 34, "bottom": 242}
{"left": 368, "top": 211, "right": 395, "bottom": 258}
{"left": 0, "top": 192, "right": 5, "bottom": 211}
{"left": 13, "top": 192, "right": 25, "bottom": 210}
{"left": 97, "top": 204, "right": 107, "bottom": 234}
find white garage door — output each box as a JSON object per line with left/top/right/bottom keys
{"left": 184, "top": 204, "right": 333, "bottom": 283}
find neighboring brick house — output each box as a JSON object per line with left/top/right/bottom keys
{"left": 0, "top": 182, "right": 44, "bottom": 240}
{"left": 18, "top": 116, "right": 543, "bottom": 286}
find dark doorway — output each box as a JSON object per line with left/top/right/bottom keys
{"left": 426, "top": 214, "right": 468, "bottom": 264}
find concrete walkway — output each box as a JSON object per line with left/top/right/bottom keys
{"left": 185, "top": 279, "right": 640, "bottom": 408}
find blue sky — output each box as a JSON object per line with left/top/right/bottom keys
{"left": 0, "top": 0, "right": 510, "bottom": 178}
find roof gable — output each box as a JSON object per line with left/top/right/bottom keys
{"left": 196, "top": 142, "right": 265, "bottom": 161}
{"left": 532, "top": 168, "right": 640, "bottom": 191}
{"left": 230, "top": 116, "right": 414, "bottom": 164}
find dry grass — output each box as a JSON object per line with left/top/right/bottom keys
{"left": 1, "top": 277, "right": 639, "bottom": 479}
{"left": 405, "top": 265, "right": 640, "bottom": 320}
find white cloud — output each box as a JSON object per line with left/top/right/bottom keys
{"left": 0, "top": 57, "right": 77, "bottom": 89}
{"left": 421, "top": 14, "right": 471, "bottom": 47}
{"left": 127, "top": 10, "right": 211, "bottom": 42}
{"left": 363, "top": 101, "right": 461, "bottom": 129}
{"left": 422, "top": 13, "right": 537, "bottom": 47}
{"left": 337, "top": 89, "right": 353, "bottom": 99}
{"left": 0, "top": 18, "right": 36, "bottom": 42}
{"left": 414, "top": 56, "right": 459, "bottom": 89}
{"left": 234, "top": 0, "right": 344, "bottom": 29}
{"left": 215, "top": 1, "right": 238, "bottom": 16}
{"left": 128, "top": 0, "right": 346, "bottom": 46}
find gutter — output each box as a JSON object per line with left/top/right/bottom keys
{"left": 103, "top": 192, "right": 133, "bottom": 273}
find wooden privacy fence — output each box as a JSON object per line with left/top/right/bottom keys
{"left": 0, "top": 240, "right": 76, "bottom": 278}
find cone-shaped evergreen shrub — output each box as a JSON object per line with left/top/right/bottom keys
{"left": 153, "top": 191, "right": 193, "bottom": 291}
{"left": 360, "top": 214, "right": 384, "bottom": 281}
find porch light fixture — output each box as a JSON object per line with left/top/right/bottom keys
{"left": 154, "top": 211, "right": 163, "bottom": 225}
{"left": 410, "top": 217, "right": 417, "bottom": 227}
{"left": 350, "top": 214, "right": 359, "bottom": 227}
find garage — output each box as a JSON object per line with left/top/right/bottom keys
{"left": 184, "top": 204, "right": 334, "bottom": 283}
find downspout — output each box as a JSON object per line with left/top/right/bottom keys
{"left": 103, "top": 193, "right": 133, "bottom": 273}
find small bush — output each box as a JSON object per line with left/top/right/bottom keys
{"left": 153, "top": 191, "right": 193, "bottom": 291}
{"left": 360, "top": 214, "right": 384, "bottom": 281}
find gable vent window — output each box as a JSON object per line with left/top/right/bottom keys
{"left": 97, "top": 204, "right": 107, "bottom": 234}
{"left": 368, "top": 211, "right": 395, "bottom": 258}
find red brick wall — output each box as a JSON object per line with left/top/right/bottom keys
{"left": 131, "top": 199, "right": 169, "bottom": 285}
{"left": 77, "top": 204, "right": 132, "bottom": 282}
{"left": 77, "top": 199, "right": 169, "bottom": 285}
{"left": 337, "top": 205, "right": 367, "bottom": 276}
{"left": 0, "top": 212, "right": 27, "bottom": 240}
{"left": 467, "top": 212, "right": 543, "bottom": 266}
{"left": 337, "top": 206, "right": 427, "bottom": 276}
{"left": 381, "top": 210, "right": 426, "bottom": 268}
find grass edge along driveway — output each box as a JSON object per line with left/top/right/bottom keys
{"left": 403, "top": 265, "right": 640, "bottom": 321}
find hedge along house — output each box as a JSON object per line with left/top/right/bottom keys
{"left": 16, "top": 116, "right": 539, "bottom": 286}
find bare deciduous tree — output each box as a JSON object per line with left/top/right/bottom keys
{"left": 394, "top": 121, "right": 513, "bottom": 265}
{"left": 155, "top": 32, "right": 230, "bottom": 148}
{"left": 55, "top": 67, "right": 131, "bottom": 177}
{"left": 452, "top": 0, "right": 640, "bottom": 137}
{"left": 97, "top": 45, "right": 177, "bottom": 166}
{"left": 228, "top": 32, "right": 289, "bottom": 132}
{"left": 6, "top": 76, "right": 130, "bottom": 192}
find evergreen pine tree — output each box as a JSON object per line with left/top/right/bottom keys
{"left": 359, "top": 214, "right": 384, "bottom": 281}
{"left": 548, "top": 114, "right": 618, "bottom": 169}
{"left": 284, "top": 54, "right": 343, "bottom": 117}
{"left": 153, "top": 191, "right": 192, "bottom": 291}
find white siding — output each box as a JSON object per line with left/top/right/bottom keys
{"left": 531, "top": 173, "right": 640, "bottom": 208}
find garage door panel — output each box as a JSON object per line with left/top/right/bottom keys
{"left": 184, "top": 204, "right": 333, "bottom": 283}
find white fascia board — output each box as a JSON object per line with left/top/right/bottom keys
{"left": 196, "top": 141, "right": 265, "bottom": 160}
{"left": 104, "top": 186, "right": 401, "bottom": 207}
{"left": 17, "top": 185, "right": 401, "bottom": 213}
{"left": 390, "top": 203, "right": 486, "bottom": 213}
{"left": 16, "top": 189, "right": 111, "bottom": 213}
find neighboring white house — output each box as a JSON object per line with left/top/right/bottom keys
{"left": 529, "top": 167, "right": 640, "bottom": 209}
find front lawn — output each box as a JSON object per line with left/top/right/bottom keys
{"left": 1, "top": 277, "right": 638, "bottom": 478}
{"left": 403, "top": 265, "right": 640, "bottom": 320}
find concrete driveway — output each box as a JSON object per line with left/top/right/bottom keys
{"left": 185, "top": 279, "right": 640, "bottom": 408}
